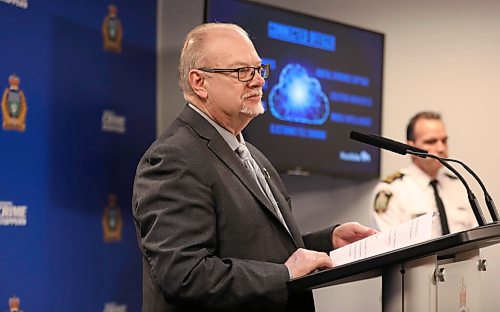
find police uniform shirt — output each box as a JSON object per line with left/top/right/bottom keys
{"left": 370, "top": 163, "right": 477, "bottom": 238}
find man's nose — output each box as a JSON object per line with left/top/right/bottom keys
{"left": 248, "top": 70, "right": 265, "bottom": 87}
{"left": 435, "top": 140, "right": 447, "bottom": 153}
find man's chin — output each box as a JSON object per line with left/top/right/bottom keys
{"left": 241, "top": 102, "right": 265, "bottom": 117}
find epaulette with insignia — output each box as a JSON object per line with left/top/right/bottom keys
{"left": 382, "top": 171, "right": 404, "bottom": 184}
{"left": 445, "top": 173, "right": 458, "bottom": 180}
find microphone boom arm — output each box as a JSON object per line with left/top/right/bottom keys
{"left": 407, "top": 150, "right": 487, "bottom": 226}
{"left": 441, "top": 157, "right": 499, "bottom": 222}
{"left": 349, "top": 130, "right": 496, "bottom": 226}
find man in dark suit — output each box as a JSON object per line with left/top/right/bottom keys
{"left": 132, "top": 22, "right": 377, "bottom": 312}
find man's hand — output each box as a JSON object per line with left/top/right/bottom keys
{"left": 284, "top": 248, "right": 334, "bottom": 279}
{"left": 332, "top": 222, "right": 378, "bottom": 249}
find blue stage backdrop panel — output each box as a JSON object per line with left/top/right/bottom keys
{"left": 0, "top": 1, "right": 156, "bottom": 311}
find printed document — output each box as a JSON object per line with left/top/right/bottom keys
{"left": 330, "top": 212, "right": 436, "bottom": 266}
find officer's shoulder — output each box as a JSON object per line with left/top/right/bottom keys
{"left": 382, "top": 171, "right": 405, "bottom": 184}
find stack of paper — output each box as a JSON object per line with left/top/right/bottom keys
{"left": 330, "top": 212, "right": 436, "bottom": 266}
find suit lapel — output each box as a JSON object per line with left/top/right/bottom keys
{"left": 207, "top": 137, "right": 275, "bottom": 215}
{"left": 179, "top": 106, "right": 293, "bottom": 239}
{"left": 252, "top": 157, "right": 302, "bottom": 246}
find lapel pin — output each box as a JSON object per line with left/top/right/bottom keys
{"left": 262, "top": 168, "right": 270, "bottom": 179}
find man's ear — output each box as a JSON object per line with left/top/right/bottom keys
{"left": 188, "top": 69, "right": 208, "bottom": 99}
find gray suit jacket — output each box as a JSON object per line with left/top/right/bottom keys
{"left": 132, "top": 105, "right": 334, "bottom": 311}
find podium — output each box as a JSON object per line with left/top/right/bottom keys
{"left": 288, "top": 223, "right": 500, "bottom": 311}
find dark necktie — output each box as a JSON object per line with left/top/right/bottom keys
{"left": 430, "top": 179, "right": 450, "bottom": 235}
{"left": 236, "top": 143, "right": 290, "bottom": 233}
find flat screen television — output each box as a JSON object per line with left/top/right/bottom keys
{"left": 205, "top": 0, "right": 384, "bottom": 178}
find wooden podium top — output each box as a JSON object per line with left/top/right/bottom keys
{"left": 287, "top": 222, "right": 500, "bottom": 293}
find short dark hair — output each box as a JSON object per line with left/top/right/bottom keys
{"left": 406, "top": 111, "right": 442, "bottom": 141}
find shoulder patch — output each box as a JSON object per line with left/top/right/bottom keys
{"left": 374, "top": 190, "right": 392, "bottom": 213}
{"left": 445, "top": 173, "right": 458, "bottom": 180}
{"left": 382, "top": 171, "right": 405, "bottom": 184}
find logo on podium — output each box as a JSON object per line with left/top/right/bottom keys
{"left": 459, "top": 277, "right": 468, "bottom": 312}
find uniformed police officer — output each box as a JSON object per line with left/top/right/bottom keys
{"left": 370, "top": 111, "right": 477, "bottom": 237}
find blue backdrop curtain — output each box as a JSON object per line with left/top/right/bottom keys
{"left": 0, "top": 1, "right": 156, "bottom": 311}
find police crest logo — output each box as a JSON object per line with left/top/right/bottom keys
{"left": 8, "top": 296, "right": 24, "bottom": 312}
{"left": 102, "top": 194, "right": 123, "bottom": 242}
{"left": 374, "top": 190, "right": 392, "bottom": 213}
{"left": 102, "top": 4, "right": 123, "bottom": 53}
{"left": 1, "top": 74, "right": 27, "bottom": 132}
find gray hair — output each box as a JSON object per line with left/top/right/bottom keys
{"left": 178, "top": 23, "right": 249, "bottom": 98}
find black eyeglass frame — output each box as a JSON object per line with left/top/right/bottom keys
{"left": 197, "top": 64, "right": 270, "bottom": 82}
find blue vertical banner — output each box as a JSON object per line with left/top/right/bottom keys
{"left": 0, "top": 1, "right": 156, "bottom": 311}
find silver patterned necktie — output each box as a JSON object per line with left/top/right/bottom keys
{"left": 236, "top": 143, "right": 290, "bottom": 233}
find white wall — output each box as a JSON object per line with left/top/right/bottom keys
{"left": 158, "top": 1, "right": 500, "bottom": 310}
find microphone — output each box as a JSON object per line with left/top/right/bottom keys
{"left": 349, "top": 131, "right": 428, "bottom": 157}
{"left": 350, "top": 131, "right": 490, "bottom": 227}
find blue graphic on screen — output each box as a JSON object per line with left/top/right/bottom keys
{"left": 205, "top": 0, "right": 383, "bottom": 178}
{"left": 269, "top": 64, "right": 330, "bottom": 125}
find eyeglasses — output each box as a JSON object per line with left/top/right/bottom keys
{"left": 197, "top": 64, "right": 270, "bottom": 82}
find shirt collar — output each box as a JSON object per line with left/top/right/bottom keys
{"left": 188, "top": 103, "right": 242, "bottom": 151}
{"left": 404, "top": 162, "right": 448, "bottom": 189}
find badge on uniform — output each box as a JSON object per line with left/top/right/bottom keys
{"left": 374, "top": 190, "right": 392, "bottom": 213}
